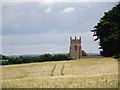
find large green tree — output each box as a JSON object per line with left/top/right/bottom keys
{"left": 91, "top": 2, "right": 120, "bottom": 57}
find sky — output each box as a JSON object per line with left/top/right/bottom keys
{"left": 2, "top": 2, "right": 118, "bottom": 56}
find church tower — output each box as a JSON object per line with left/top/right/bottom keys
{"left": 69, "top": 36, "right": 82, "bottom": 59}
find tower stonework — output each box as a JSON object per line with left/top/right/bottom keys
{"left": 70, "top": 36, "right": 82, "bottom": 59}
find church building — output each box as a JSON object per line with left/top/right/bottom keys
{"left": 69, "top": 36, "right": 82, "bottom": 59}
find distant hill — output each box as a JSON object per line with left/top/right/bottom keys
{"left": 7, "top": 53, "right": 101, "bottom": 57}
{"left": 87, "top": 53, "right": 101, "bottom": 56}
{"left": 7, "top": 53, "right": 68, "bottom": 57}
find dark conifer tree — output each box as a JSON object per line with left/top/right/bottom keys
{"left": 91, "top": 2, "right": 120, "bottom": 57}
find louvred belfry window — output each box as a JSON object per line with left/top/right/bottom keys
{"left": 75, "top": 45, "right": 77, "bottom": 50}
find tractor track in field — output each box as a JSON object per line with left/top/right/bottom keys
{"left": 61, "top": 64, "right": 65, "bottom": 76}
{"left": 51, "top": 64, "right": 56, "bottom": 76}
{"left": 50, "top": 63, "right": 65, "bottom": 76}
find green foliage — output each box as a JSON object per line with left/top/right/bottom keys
{"left": 82, "top": 50, "right": 88, "bottom": 56}
{"left": 39, "top": 54, "right": 52, "bottom": 61}
{"left": 1, "top": 51, "right": 87, "bottom": 65}
{"left": 22, "top": 57, "right": 32, "bottom": 63}
{"left": 8, "top": 57, "right": 17, "bottom": 64}
{"left": 2, "top": 61, "right": 9, "bottom": 65}
{"left": 2, "top": 53, "right": 72, "bottom": 65}
{"left": 91, "top": 2, "right": 120, "bottom": 57}
{"left": 15, "top": 58, "right": 23, "bottom": 64}
{"left": 112, "top": 53, "right": 120, "bottom": 61}
{"left": 0, "top": 54, "right": 9, "bottom": 60}
{"left": 31, "top": 57, "right": 39, "bottom": 62}
{"left": 52, "top": 54, "right": 68, "bottom": 61}
{"left": 7, "top": 57, "right": 23, "bottom": 64}
{"left": 66, "top": 53, "right": 73, "bottom": 60}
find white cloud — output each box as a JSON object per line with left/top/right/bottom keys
{"left": 45, "top": 8, "right": 52, "bottom": 13}
{"left": 62, "top": 7, "right": 75, "bottom": 13}
{"left": 87, "top": 5, "right": 92, "bottom": 8}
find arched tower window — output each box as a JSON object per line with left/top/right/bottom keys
{"left": 74, "top": 45, "right": 77, "bottom": 50}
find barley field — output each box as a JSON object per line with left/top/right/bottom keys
{"left": 2, "top": 57, "right": 118, "bottom": 88}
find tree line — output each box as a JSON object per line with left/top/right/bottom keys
{"left": 1, "top": 51, "right": 88, "bottom": 65}
{"left": 2, "top": 54, "right": 72, "bottom": 65}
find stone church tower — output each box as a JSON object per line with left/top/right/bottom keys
{"left": 70, "top": 36, "right": 82, "bottom": 59}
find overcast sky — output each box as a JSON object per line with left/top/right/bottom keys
{"left": 2, "top": 2, "right": 117, "bottom": 56}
